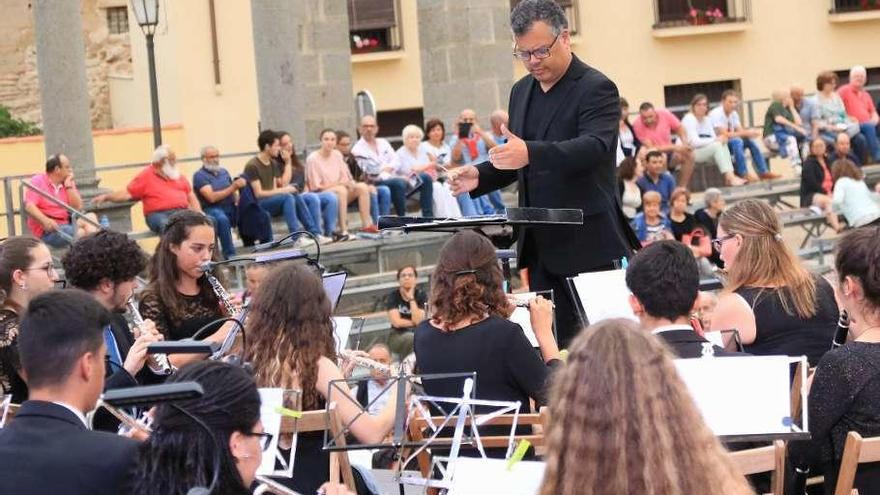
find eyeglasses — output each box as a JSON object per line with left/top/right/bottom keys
{"left": 24, "top": 262, "right": 58, "bottom": 277}
{"left": 245, "top": 431, "right": 274, "bottom": 451}
{"left": 513, "top": 34, "right": 560, "bottom": 61}
{"left": 711, "top": 234, "right": 737, "bottom": 252}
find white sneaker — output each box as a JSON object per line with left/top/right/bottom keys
{"left": 294, "top": 237, "right": 316, "bottom": 248}
{"left": 316, "top": 235, "right": 333, "bottom": 245}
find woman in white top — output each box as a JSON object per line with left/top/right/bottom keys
{"left": 617, "top": 156, "right": 642, "bottom": 220}
{"left": 395, "top": 125, "right": 461, "bottom": 217}
{"left": 681, "top": 94, "right": 744, "bottom": 187}
{"left": 813, "top": 71, "right": 860, "bottom": 145}
{"left": 831, "top": 158, "right": 880, "bottom": 228}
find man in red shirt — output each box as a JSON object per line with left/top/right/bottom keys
{"left": 94, "top": 145, "right": 201, "bottom": 233}
{"left": 838, "top": 65, "right": 880, "bottom": 163}
{"left": 24, "top": 154, "right": 99, "bottom": 247}
{"left": 632, "top": 102, "right": 696, "bottom": 187}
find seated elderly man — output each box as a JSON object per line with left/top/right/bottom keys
{"left": 24, "top": 154, "right": 99, "bottom": 247}
{"left": 838, "top": 65, "right": 880, "bottom": 164}
{"left": 828, "top": 133, "right": 862, "bottom": 166}
{"left": 94, "top": 145, "right": 201, "bottom": 233}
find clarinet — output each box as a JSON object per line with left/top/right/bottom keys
{"left": 126, "top": 298, "right": 175, "bottom": 375}
{"left": 832, "top": 310, "right": 850, "bottom": 349}
{"left": 200, "top": 262, "right": 237, "bottom": 317}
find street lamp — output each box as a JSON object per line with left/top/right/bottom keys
{"left": 131, "top": 0, "right": 162, "bottom": 148}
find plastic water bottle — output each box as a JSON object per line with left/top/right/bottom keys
{"left": 99, "top": 215, "right": 110, "bottom": 229}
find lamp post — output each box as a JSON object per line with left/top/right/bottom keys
{"left": 131, "top": 0, "right": 162, "bottom": 148}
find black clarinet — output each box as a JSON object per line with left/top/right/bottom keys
{"left": 832, "top": 310, "right": 850, "bottom": 350}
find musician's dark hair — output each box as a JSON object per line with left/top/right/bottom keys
{"left": 429, "top": 230, "right": 513, "bottom": 330}
{"left": 18, "top": 289, "right": 110, "bottom": 388}
{"left": 625, "top": 241, "right": 699, "bottom": 321}
{"left": 245, "top": 262, "right": 336, "bottom": 411}
{"left": 132, "top": 361, "right": 261, "bottom": 495}
{"left": 510, "top": 0, "right": 568, "bottom": 37}
{"left": 143, "top": 210, "right": 223, "bottom": 329}
{"left": 45, "top": 153, "right": 64, "bottom": 173}
{"left": 836, "top": 226, "right": 880, "bottom": 316}
{"left": 257, "top": 129, "right": 277, "bottom": 152}
{"left": 0, "top": 236, "right": 43, "bottom": 311}
{"left": 62, "top": 230, "right": 147, "bottom": 291}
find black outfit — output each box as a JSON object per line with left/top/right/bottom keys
{"left": 620, "top": 119, "right": 641, "bottom": 157}
{"left": 139, "top": 289, "right": 226, "bottom": 341}
{"left": 828, "top": 150, "right": 862, "bottom": 167}
{"left": 789, "top": 342, "right": 880, "bottom": 494}
{"left": 0, "top": 400, "right": 138, "bottom": 495}
{"left": 735, "top": 277, "right": 838, "bottom": 366}
{"left": 669, "top": 212, "right": 698, "bottom": 241}
{"left": 474, "top": 55, "right": 639, "bottom": 347}
{"left": 386, "top": 288, "right": 427, "bottom": 330}
{"left": 0, "top": 309, "right": 27, "bottom": 403}
{"left": 654, "top": 326, "right": 748, "bottom": 359}
{"left": 800, "top": 155, "right": 832, "bottom": 207}
{"left": 695, "top": 208, "right": 723, "bottom": 267}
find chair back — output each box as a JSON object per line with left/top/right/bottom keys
{"left": 279, "top": 403, "right": 356, "bottom": 491}
{"left": 728, "top": 440, "right": 785, "bottom": 495}
{"left": 834, "top": 432, "right": 880, "bottom": 495}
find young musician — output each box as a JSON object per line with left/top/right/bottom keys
{"left": 244, "top": 262, "right": 398, "bottom": 495}
{"left": 0, "top": 236, "right": 60, "bottom": 403}
{"left": 0, "top": 289, "right": 139, "bottom": 495}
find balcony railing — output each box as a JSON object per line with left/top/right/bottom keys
{"left": 653, "top": 0, "right": 751, "bottom": 29}
{"left": 829, "top": 0, "right": 880, "bottom": 14}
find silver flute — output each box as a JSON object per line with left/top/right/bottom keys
{"left": 127, "top": 298, "right": 175, "bottom": 375}
{"left": 339, "top": 349, "right": 395, "bottom": 376}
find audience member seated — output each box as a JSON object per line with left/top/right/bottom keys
{"left": 0, "top": 289, "right": 138, "bottom": 495}
{"left": 838, "top": 65, "right": 880, "bottom": 164}
{"left": 636, "top": 150, "right": 676, "bottom": 212}
{"left": 682, "top": 93, "right": 744, "bottom": 186}
{"left": 132, "top": 361, "right": 265, "bottom": 495}
{"left": 710, "top": 89, "right": 779, "bottom": 180}
{"left": 24, "top": 154, "right": 98, "bottom": 248}
{"left": 385, "top": 265, "right": 426, "bottom": 359}
{"left": 813, "top": 71, "right": 868, "bottom": 161}
{"left": 617, "top": 156, "right": 643, "bottom": 220}
{"left": 0, "top": 237, "right": 59, "bottom": 403}
{"left": 791, "top": 84, "right": 817, "bottom": 155}
{"left": 538, "top": 318, "right": 754, "bottom": 495}
{"left": 631, "top": 191, "right": 673, "bottom": 247}
{"left": 306, "top": 129, "right": 379, "bottom": 236}
{"left": 698, "top": 291, "right": 719, "bottom": 331}
{"left": 276, "top": 131, "right": 336, "bottom": 243}
{"left": 337, "top": 129, "right": 392, "bottom": 225}
{"left": 351, "top": 115, "right": 410, "bottom": 218}
{"left": 832, "top": 158, "right": 880, "bottom": 228}
{"left": 193, "top": 145, "right": 246, "bottom": 259}
{"left": 801, "top": 138, "right": 843, "bottom": 232}
{"left": 632, "top": 101, "right": 696, "bottom": 187}
{"left": 618, "top": 97, "right": 641, "bottom": 157}
{"left": 354, "top": 343, "right": 393, "bottom": 415}
{"left": 695, "top": 187, "right": 725, "bottom": 267}
{"left": 449, "top": 108, "right": 505, "bottom": 214}
{"left": 829, "top": 132, "right": 863, "bottom": 166}
{"left": 626, "top": 240, "right": 743, "bottom": 357}
{"left": 710, "top": 199, "right": 838, "bottom": 365}
{"left": 94, "top": 145, "right": 201, "bottom": 233}
{"left": 244, "top": 262, "right": 397, "bottom": 494}
{"left": 668, "top": 187, "right": 713, "bottom": 275}
{"left": 789, "top": 226, "right": 880, "bottom": 494}
{"left": 421, "top": 118, "right": 482, "bottom": 217}
{"left": 763, "top": 89, "right": 806, "bottom": 171}
{"left": 395, "top": 125, "right": 460, "bottom": 216}
{"left": 244, "top": 130, "right": 317, "bottom": 244}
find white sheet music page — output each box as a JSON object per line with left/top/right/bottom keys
{"left": 449, "top": 457, "right": 546, "bottom": 495}
{"left": 508, "top": 292, "right": 540, "bottom": 347}
{"left": 332, "top": 316, "right": 354, "bottom": 353}
{"left": 571, "top": 269, "right": 638, "bottom": 323}
{"left": 256, "top": 388, "right": 283, "bottom": 475}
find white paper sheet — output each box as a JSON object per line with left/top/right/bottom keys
{"left": 569, "top": 269, "right": 638, "bottom": 324}
{"left": 256, "top": 388, "right": 284, "bottom": 475}
{"left": 449, "top": 457, "right": 545, "bottom": 495}
{"left": 508, "top": 292, "right": 540, "bottom": 347}
{"left": 332, "top": 317, "right": 354, "bottom": 353}
{"left": 674, "top": 356, "right": 793, "bottom": 436}
{"left": 704, "top": 330, "right": 724, "bottom": 348}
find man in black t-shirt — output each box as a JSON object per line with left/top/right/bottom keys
{"left": 385, "top": 266, "right": 427, "bottom": 359}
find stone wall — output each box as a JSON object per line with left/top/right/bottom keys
{"left": 0, "top": 0, "right": 132, "bottom": 130}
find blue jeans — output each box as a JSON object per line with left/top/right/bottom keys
{"left": 203, "top": 206, "right": 236, "bottom": 259}
{"left": 409, "top": 172, "right": 434, "bottom": 217}
{"left": 484, "top": 189, "right": 506, "bottom": 213}
{"left": 773, "top": 125, "right": 804, "bottom": 159}
{"left": 41, "top": 223, "right": 76, "bottom": 248}
{"left": 145, "top": 208, "right": 187, "bottom": 233}
{"left": 474, "top": 195, "right": 495, "bottom": 215}
{"left": 258, "top": 194, "right": 300, "bottom": 233}
{"left": 728, "top": 137, "right": 769, "bottom": 175}
{"left": 859, "top": 122, "right": 880, "bottom": 162}
{"left": 294, "top": 192, "right": 337, "bottom": 237}
{"left": 375, "top": 178, "right": 408, "bottom": 216}
{"left": 456, "top": 192, "right": 480, "bottom": 216}
{"left": 371, "top": 185, "right": 391, "bottom": 224}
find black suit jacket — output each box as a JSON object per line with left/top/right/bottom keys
{"left": 0, "top": 400, "right": 138, "bottom": 495}
{"left": 656, "top": 329, "right": 748, "bottom": 359}
{"left": 475, "top": 55, "right": 639, "bottom": 274}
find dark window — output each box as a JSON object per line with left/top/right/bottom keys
{"left": 348, "top": 0, "right": 400, "bottom": 53}
{"left": 663, "top": 80, "right": 740, "bottom": 118}
{"left": 830, "top": 0, "right": 880, "bottom": 13}
{"left": 510, "top": 0, "right": 579, "bottom": 35}
{"left": 375, "top": 108, "right": 424, "bottom": 148}
{"left": 106, "top": 6, "right": 129, "bottom": 35}
{"left": 653, "top": 0, "right": 750, "bottom": 28}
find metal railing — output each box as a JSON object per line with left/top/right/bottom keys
{"left": 829, "top": 0, "right": 880, "bottom": 14}
{"left": 652, "top": 0, "right": 752, "bottom": 29}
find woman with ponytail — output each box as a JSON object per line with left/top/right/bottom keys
{"left": 0, "top": 236, "right": 59, "bottom": 402}
{"left": 414, "top": 230, "right": 560, "bottom": 425}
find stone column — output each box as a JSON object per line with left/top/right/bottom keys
{"left": 417, "top": 0, "right": 514, "bottom": 129}
{"left": 250, "top": 0, "right": 354, "bottom": 149}
{"left": 31, "top": 0, "right": 98, "bottom": 186}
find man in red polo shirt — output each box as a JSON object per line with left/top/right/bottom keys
{"left": 94, "top": 145, "right": 201, "bottom": 233}
{"left": 24, "top": 154, "right": 99, "bottom": 247}
{"left": 838, "top": 65, "right": 880, "bottom": 164}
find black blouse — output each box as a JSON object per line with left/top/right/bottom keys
{"left": 669, "top": 212, "right": 698, "bottom": 241}
{"left": 0, "top": 309, "right": 27, "bottom": 403}
{"left": 139, "top": 289, "right": 226, "bottom": 341}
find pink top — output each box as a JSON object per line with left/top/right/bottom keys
{"left": 838, "top": 83, "right": 877, "bottom": 124}
{"left": 632, "top": 108, "right": 682, "bottom": 148}
{"left": 25, "top": 173, "right": 76, "bottom": 238}
{"left": 306, "top": 150, "right": 353, "bottom": 191}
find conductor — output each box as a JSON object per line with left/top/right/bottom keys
{"left": 450, "top": 0, "right": 638, "bottom": 347}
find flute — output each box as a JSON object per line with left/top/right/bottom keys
{"left": 127, "top": 298, "right": 175, "bottom": 375}
{"left": 338, "top": 349, "right": 394, "bottom": 376}
{"left": 832, "top": 310, "right": 850, "bottom": 350}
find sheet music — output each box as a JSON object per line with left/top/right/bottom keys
{"left": 569, "top": 269, "right": 638, "bottom": 324}
{"left": 448, "top": 457, "right": 546, "bottom": 495}
{"left": 257, "top": 388, "right": 283, "bottom": 475}
{"left": 507, "top": 292, "right": 553, "bottom": 347}
{"left": 704, "top": 331, "right": 724, "bottom": 348}
{"left": 332, "top": 317, "right": 355, "bottom": 353}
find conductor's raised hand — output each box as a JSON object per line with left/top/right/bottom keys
{"left": 487, "top": 124, "right": 529, "bottom": 170}
{"left": 448, "top": 165, "right": 479, "bottom": 196}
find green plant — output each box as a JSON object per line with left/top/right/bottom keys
{"left": 0, "top": 106, "right": 41, "bottom": 138}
